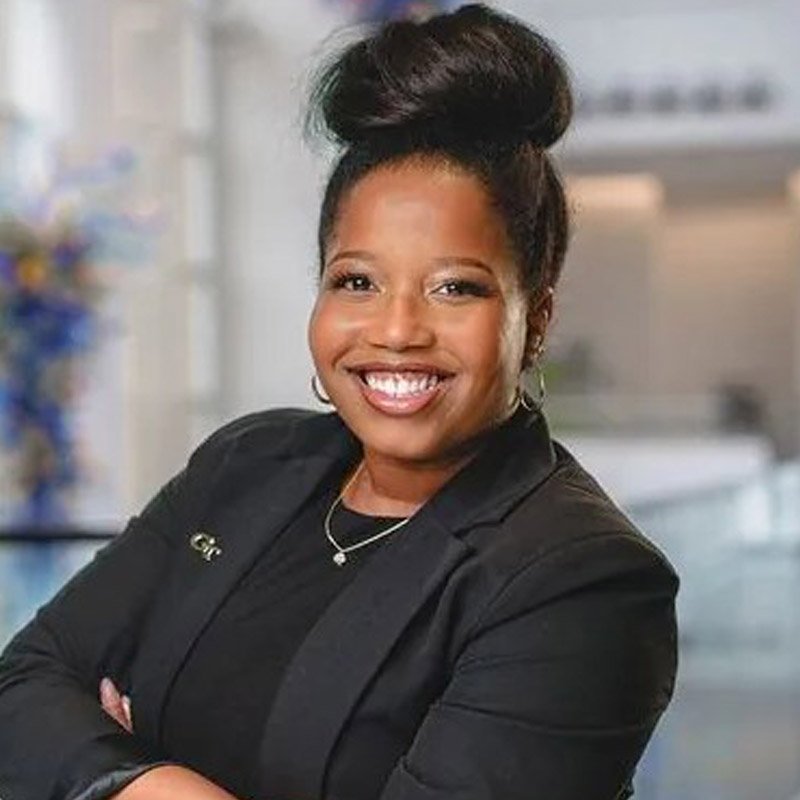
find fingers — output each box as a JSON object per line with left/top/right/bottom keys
{"left": 122, "top": 694, "right": 133, "bottom": 728}
{"left": 100, "top": 677, "right": 134, "bottom": 733}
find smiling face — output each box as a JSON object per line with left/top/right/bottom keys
{"left": 308, "top": 158, "right": 536, "bottom": 467}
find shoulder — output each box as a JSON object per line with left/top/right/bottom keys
{"left": 192, "top": 407, "right": 324, "bottom": 455}
{"left": 160, "top": 408, "right": 348, "bottom": 517}
{"left": 467, "top": 439, "right": 678, "bottom": 606}
{"left": 460, "top": 444, "right": 678, "bottom": 694}
{"left": 186, "top": 407, "right": 344, "bottom": 469}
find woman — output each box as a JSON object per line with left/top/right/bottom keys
{"left": 0, "top": 5, "right": 678, "bottom": 799}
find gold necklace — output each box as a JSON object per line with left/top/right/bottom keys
{"left": 323, "top": 461, "right": 412, "bottom": 566}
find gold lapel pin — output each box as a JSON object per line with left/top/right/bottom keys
{"left": 189, "top": 532, "right": 222, "bottom": 562}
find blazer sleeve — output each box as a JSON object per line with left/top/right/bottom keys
{"left": 0, "top": 472, "right": 188, "bottom": 800}
{"left": 0, "top": 409, "right": 260, "bottom": 800}
{"left": 379, "top": 532, "right": 679, "bottom": 800}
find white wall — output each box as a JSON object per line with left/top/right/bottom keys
{"left": 555, "top": 181, "right": 800, "bottom": 452}
{"left": 213, "top": 0, "right": 346, "bottom": 416}
{"left": 651, "top": 197, "right": 800, "bottom": 448}
{"left": 555, "top": 180, "right": 661, "bottom": 393}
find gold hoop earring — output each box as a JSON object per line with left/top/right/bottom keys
{"left": 529, "top": 361, "right": 546, "bottom": 409}
{"left": 311, "top": 374, "right": 332, "bottom": 405}
{"left": 514, "top": 362, "right": 546, "bottom": 414}
{"left": 517, "top": 387, "right": 535, "bottom": 411}
{"left": 511, "top": 383, "right": 533, "bottom": 413}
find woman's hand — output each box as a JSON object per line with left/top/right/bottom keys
{"left": 98, "top": 679, "right": 242, "bottom": 800}
{"left": 99, "top": 677, "right": 133, "bottom": 733}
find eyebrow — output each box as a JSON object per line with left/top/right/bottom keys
{"left": 432, "top": 256, "right": 495, "bottom": 275}
{"left": 325, "top": 250, "right": 376, "bottom": 268}
{"left": 325, "top": 251, "right": 495, "bottom": 275}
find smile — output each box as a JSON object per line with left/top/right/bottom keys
{"left": 350, "top": 369, "right": 451, "bottom": 415}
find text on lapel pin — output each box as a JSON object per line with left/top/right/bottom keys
{"left": 189, "top": 532, "right": 222, "bottom": 562}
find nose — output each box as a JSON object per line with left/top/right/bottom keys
{"left": 366, "top": 291, "right": 435, "bottom": 351}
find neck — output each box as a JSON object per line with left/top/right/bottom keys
{"left": 343, "top": 442, "right": 485, "bottom": 518}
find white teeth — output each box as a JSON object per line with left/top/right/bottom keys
{"left": 363, "top": 372, "right": 440, "bottom": 397}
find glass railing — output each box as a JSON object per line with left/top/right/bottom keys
{"left": 630, "top": 461, "right": 800, "bottom": 800}
{"left": 0, "top": 531, "right": 110, "bottom": 650}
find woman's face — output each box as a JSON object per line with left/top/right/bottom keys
{"left": 308, "top": 159, "right": 534, "bottom": 467}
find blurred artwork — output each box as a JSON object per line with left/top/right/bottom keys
{"left": 0, "top": 219, "right": 96, "bottom": 526}
{"left": 0, "top": 125, "right": 159, "bottom": 528}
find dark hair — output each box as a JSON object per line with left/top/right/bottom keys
{"left": 306, "top": 3, "right": 573, "bottom": 297}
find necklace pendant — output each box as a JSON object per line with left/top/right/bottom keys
{"left": 333, "top": 551, "right": 347, "bottom": 566}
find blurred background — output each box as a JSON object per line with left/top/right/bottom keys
{"left": 1, "top": 0, "right": 799, "bottom": 797}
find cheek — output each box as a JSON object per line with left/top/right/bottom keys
{"left": 458, "top": 310, "right": 527, "bottom": 401}
{"left": 308, "top": 297, "right": 357, "bottom": 365}
{"left": 307, "top": 300, "right": 330, "bottom": 368}
{"left": 458, "top": 304, "right": 527, "bottom": 377}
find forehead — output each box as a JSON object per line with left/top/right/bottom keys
{"left": 329, "top": 159, "right": 515, "bottom": 266}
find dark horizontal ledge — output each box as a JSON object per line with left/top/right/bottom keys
{"left": 0, "top": 529, "right": 115, "bottom": 543}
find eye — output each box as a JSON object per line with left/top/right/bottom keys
{"left": 329, "top": 271, "right": 375, "bottom": 292}
{"left": 433, "top": 279, "right": 492, "bottom": 298}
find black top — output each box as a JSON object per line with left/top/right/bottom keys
{"left": 160, "top": 470, "right": 404, "bottom": 797}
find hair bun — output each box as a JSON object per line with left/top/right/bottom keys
{"left": 309, "top": 3, "right": 572, "bottom": 151}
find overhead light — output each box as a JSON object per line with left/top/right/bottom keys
{"left": 567, "top": 173, "right": 663, "bottom": 213}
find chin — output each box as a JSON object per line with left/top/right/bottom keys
{"left": 355, "top": 425, "right": 444, "bottom": 464}
{"left": 330, "top": 381, "right": 506, "bottom": 464}
{"left": 349, "top": 412, "right": 490, "bottom": 467}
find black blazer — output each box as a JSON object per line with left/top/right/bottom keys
{"left": 0, "top": 407, "right": 678, "bottom": 800}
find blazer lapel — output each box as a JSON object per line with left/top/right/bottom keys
{"left": 256, "top": 408, "right": 557, "bottom": 799}
{"left": 132, "top": 433, "right": 352, "bottom": 746}
{"left": 427, "top": 407, "right": 557, "bottom": 531}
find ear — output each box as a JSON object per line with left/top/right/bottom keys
{"left": 523, "top": 286, "right": 554, "bottom": 368}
